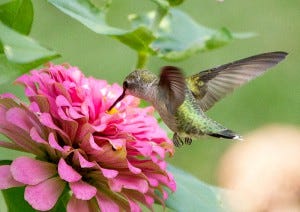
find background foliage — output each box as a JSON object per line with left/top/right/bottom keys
{"left": 0, "top": 0, "right": 299, "bottom": 210}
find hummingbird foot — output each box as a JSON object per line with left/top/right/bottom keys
{"left": 172, "top": 133, "right": 193, "bottom": 147}
{"left": 184, "top": 137, "right": 193, "bottom": 145}
{"left": 172, "top": 133, "right": 184, "bottom": 147}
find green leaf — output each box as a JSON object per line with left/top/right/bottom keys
{"left": 0, "top": 160, "right": 11, "bottom": 165}
{"left": 167, "top": 0, "right": 185, "bottom": 6}
{"left": 0, "top": 0, "right": 12, "bottom": 5}
{"left": 2, "top": 187, "right": 35, "bottom": 212}
{"left": 165, "top": 164, "right": 229, "bottom": 211}
{"left": 0, "top": 55, "right": 27, "bottom": 84}
{"left": 150, "top": 0, "right": 170, "bottom": 9}
{"left": 0, "top": 21, "right": 59, "bottom": 64}
{"left": 0, "top": 53, "right": 59, "bottom": 84}
{"left": 48, "top": 0, "right": 155, "bottom": 53}
{"left": 0, "top": 22, "right": 59, "bottom": 83}
{"left": 131, "top": 9, "right": 249, "bottom": 61}
{"left": 0, "top": 0, "right": 34, "bottom": 35}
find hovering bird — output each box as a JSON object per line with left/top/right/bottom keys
{"left": 109, "top": 52, "right": 287, "bottom": 147}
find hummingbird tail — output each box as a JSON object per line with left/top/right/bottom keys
{"left": 208, "top": 129, "right": 242, "bottom": 140}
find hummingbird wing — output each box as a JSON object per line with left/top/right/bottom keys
{"left": 159, "top": 66, "right": 186, "bottom": 114}
{"left": 186, "top": 51, "right": 288, "bottom": 111}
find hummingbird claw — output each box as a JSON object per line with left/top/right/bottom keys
{"left": 184, "top": 137, "right": 193, "bottom": 145}
{"left": 172, "top": 133, "right": 184, "bottom": 147}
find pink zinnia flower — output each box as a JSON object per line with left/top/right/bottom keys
{"left": 0, "top": 64, "right": 176, "bottom": 211}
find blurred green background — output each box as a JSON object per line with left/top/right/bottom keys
{"left": 0, "top": 0, "right": 299, "bottom": 189}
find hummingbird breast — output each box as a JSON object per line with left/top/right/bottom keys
{"left": 152, "top": 89, "right": 205, "bottom": 135}
{"left": 159, "top": 89, "right": 227, "bottom": 138}
{"left": 175, "top": 91, "right": 209, "bottom": 137}
{"left": 147, "top": 85, "right": 227, "bottom": 139}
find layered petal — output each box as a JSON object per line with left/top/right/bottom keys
{"left": 0, "top": 64, "right": 176, "bottom": 211}
{"left": 67, "top": 195, "right": 98, "bottom": 212}
{"left": 96, "top": 192, "right": 120, "bottom": 212}
{"left": 58, "top": 158, "right": 81, "bottom": 182}
{"left": 25, "top": 177, "right": 66, "bottom": 211}
{"left": 69, "top": 180, "right": 97, "bottom": 200}
{"left": 11, "top": 157, "right": 56, "bottom": 185}
{"left": 0, "top": 165, "right": 24, "bottom": 189}
{"left": 109, "top": 176, "right": 149, "bottom": 194}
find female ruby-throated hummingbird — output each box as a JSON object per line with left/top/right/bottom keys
{"left": 109, "top": 52, "right": 287, "bottom": 147}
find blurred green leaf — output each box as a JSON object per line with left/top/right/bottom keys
{"left": 48, "top": 0, "right": 155, "bottom": 53}
{"left": 0, "top": 160, "right": 11, "bottom": 165}
{"left": 167, "top": 0, "right": 185, "bottom": 6}
{"left": 0, "top": 55, "right": 27, "bottom": 83}
{"left": 0, "top": 21, "right": 59, "bottom": 63}
{"left": 2, "top": 187, "right": 35, "bottom": 212}
{"left": 0, "top": 53, "right": 59, "bottom": 84}
{"left": 165, "top": 164, "right": 228, "bottom": 211}
{"left": 0, "top": 0, "right": 11, "bottom": 5}
{"left": 150, "top": 0, "right": 169, "bottom": 9}
{"left": 48, "top": 1, "right": 247, "bottom": 62}
{"left": 131, "top": 9, "right": 249, "bottom": 61}
{"left": 0, "top": 0, "right": 33, "bottom": 35}
{"left": 0, "top": 22, "right": 59, "bottom": 83}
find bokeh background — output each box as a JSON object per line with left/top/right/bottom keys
{"left": 0, "top": 0, "right": 299, "bottom": 193}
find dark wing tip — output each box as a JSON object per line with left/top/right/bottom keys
{"left": 160, "top": 66, "right": 183, "bottom": 77}
{"left": 271, "top": 51, "right": 288, "bottom": 56}
{"left": 160, "top": 66, "right": 185, "bottom": 84}
{"left": 262, "top": 51, "right": 288, "bottom": 62}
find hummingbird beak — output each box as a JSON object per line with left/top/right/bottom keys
{"left": 108, "top": 89, "right": 126, "bottom": 111}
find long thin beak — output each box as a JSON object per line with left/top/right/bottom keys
{"left": 108, "top": 89, "right": 126, "bottom": 111}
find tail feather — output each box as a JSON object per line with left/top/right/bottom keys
{"left": 208, "top": 129, "right": 242, "bottom": 140}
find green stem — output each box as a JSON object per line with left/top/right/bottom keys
{"left": 136, "top": 52, "right": 149, "bottom": 69}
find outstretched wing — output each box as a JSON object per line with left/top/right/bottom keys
{"left": 159, "top": 66, "right": 186, "bottom": 114}
{"left": 186, "top": 51, "right": 288, "bottom": 111}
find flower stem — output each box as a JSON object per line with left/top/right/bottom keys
{"left": 136, "top": 52, "right": 149, "bottom": 69}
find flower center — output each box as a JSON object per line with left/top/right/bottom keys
{"left": 106, "top": 107, "right": 119, "bottom": 115}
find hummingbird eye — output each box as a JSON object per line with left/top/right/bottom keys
{"left": 123, "top": 81, "right": 129, "bottom": 89}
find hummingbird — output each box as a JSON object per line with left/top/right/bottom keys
{"left": 109, "top": 52, "right": 287, "bottom": 147}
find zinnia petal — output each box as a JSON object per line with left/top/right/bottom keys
{"left": 100, "top": 167, "right": 119, "bottom": 179}
{"left": 69, "top": 180, "right": 97, "bottom": 200}
{"left": 127, "top": 198, "right": 141, "bottom": 212}
{"left": 73, "top": 151, "right": 95, "bottom": 168}
{"left": 48, "top": 132, "right": 64, "bottom": 152}
{"left": 109, "top": 176, "right": 148, "bottom": 193}
{"left": 30, "top": 127, "right": 47, "bottom": 144}
{"left": 58, "top": 158, "right": 81, "bottom": 182}
{"left": 67, "top": 195, "right": 98, "bottom": 212}
{"left": 11, "top": 157, "right": 56, "bottom": 185}
{"left": 6, "top": 108, "right": 33, "bottom": 131}
{"left": 96, "top": 192, "right": 119, "bottom": 212}
{"left": 0, "top": 165, "right": 24, "bottom": 189}
{"left": 25, "top": 177, "right": 66, "bottom": 211}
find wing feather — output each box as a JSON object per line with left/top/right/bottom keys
{"left": 159, "top": 66, "right": 186, "bottom": 114}
{"left": 186, "top": 51, "right": 288, "bottom": 111}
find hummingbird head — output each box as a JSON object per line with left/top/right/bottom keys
{"left": 108, "top": 70, "right": 158, "bottom": 111}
